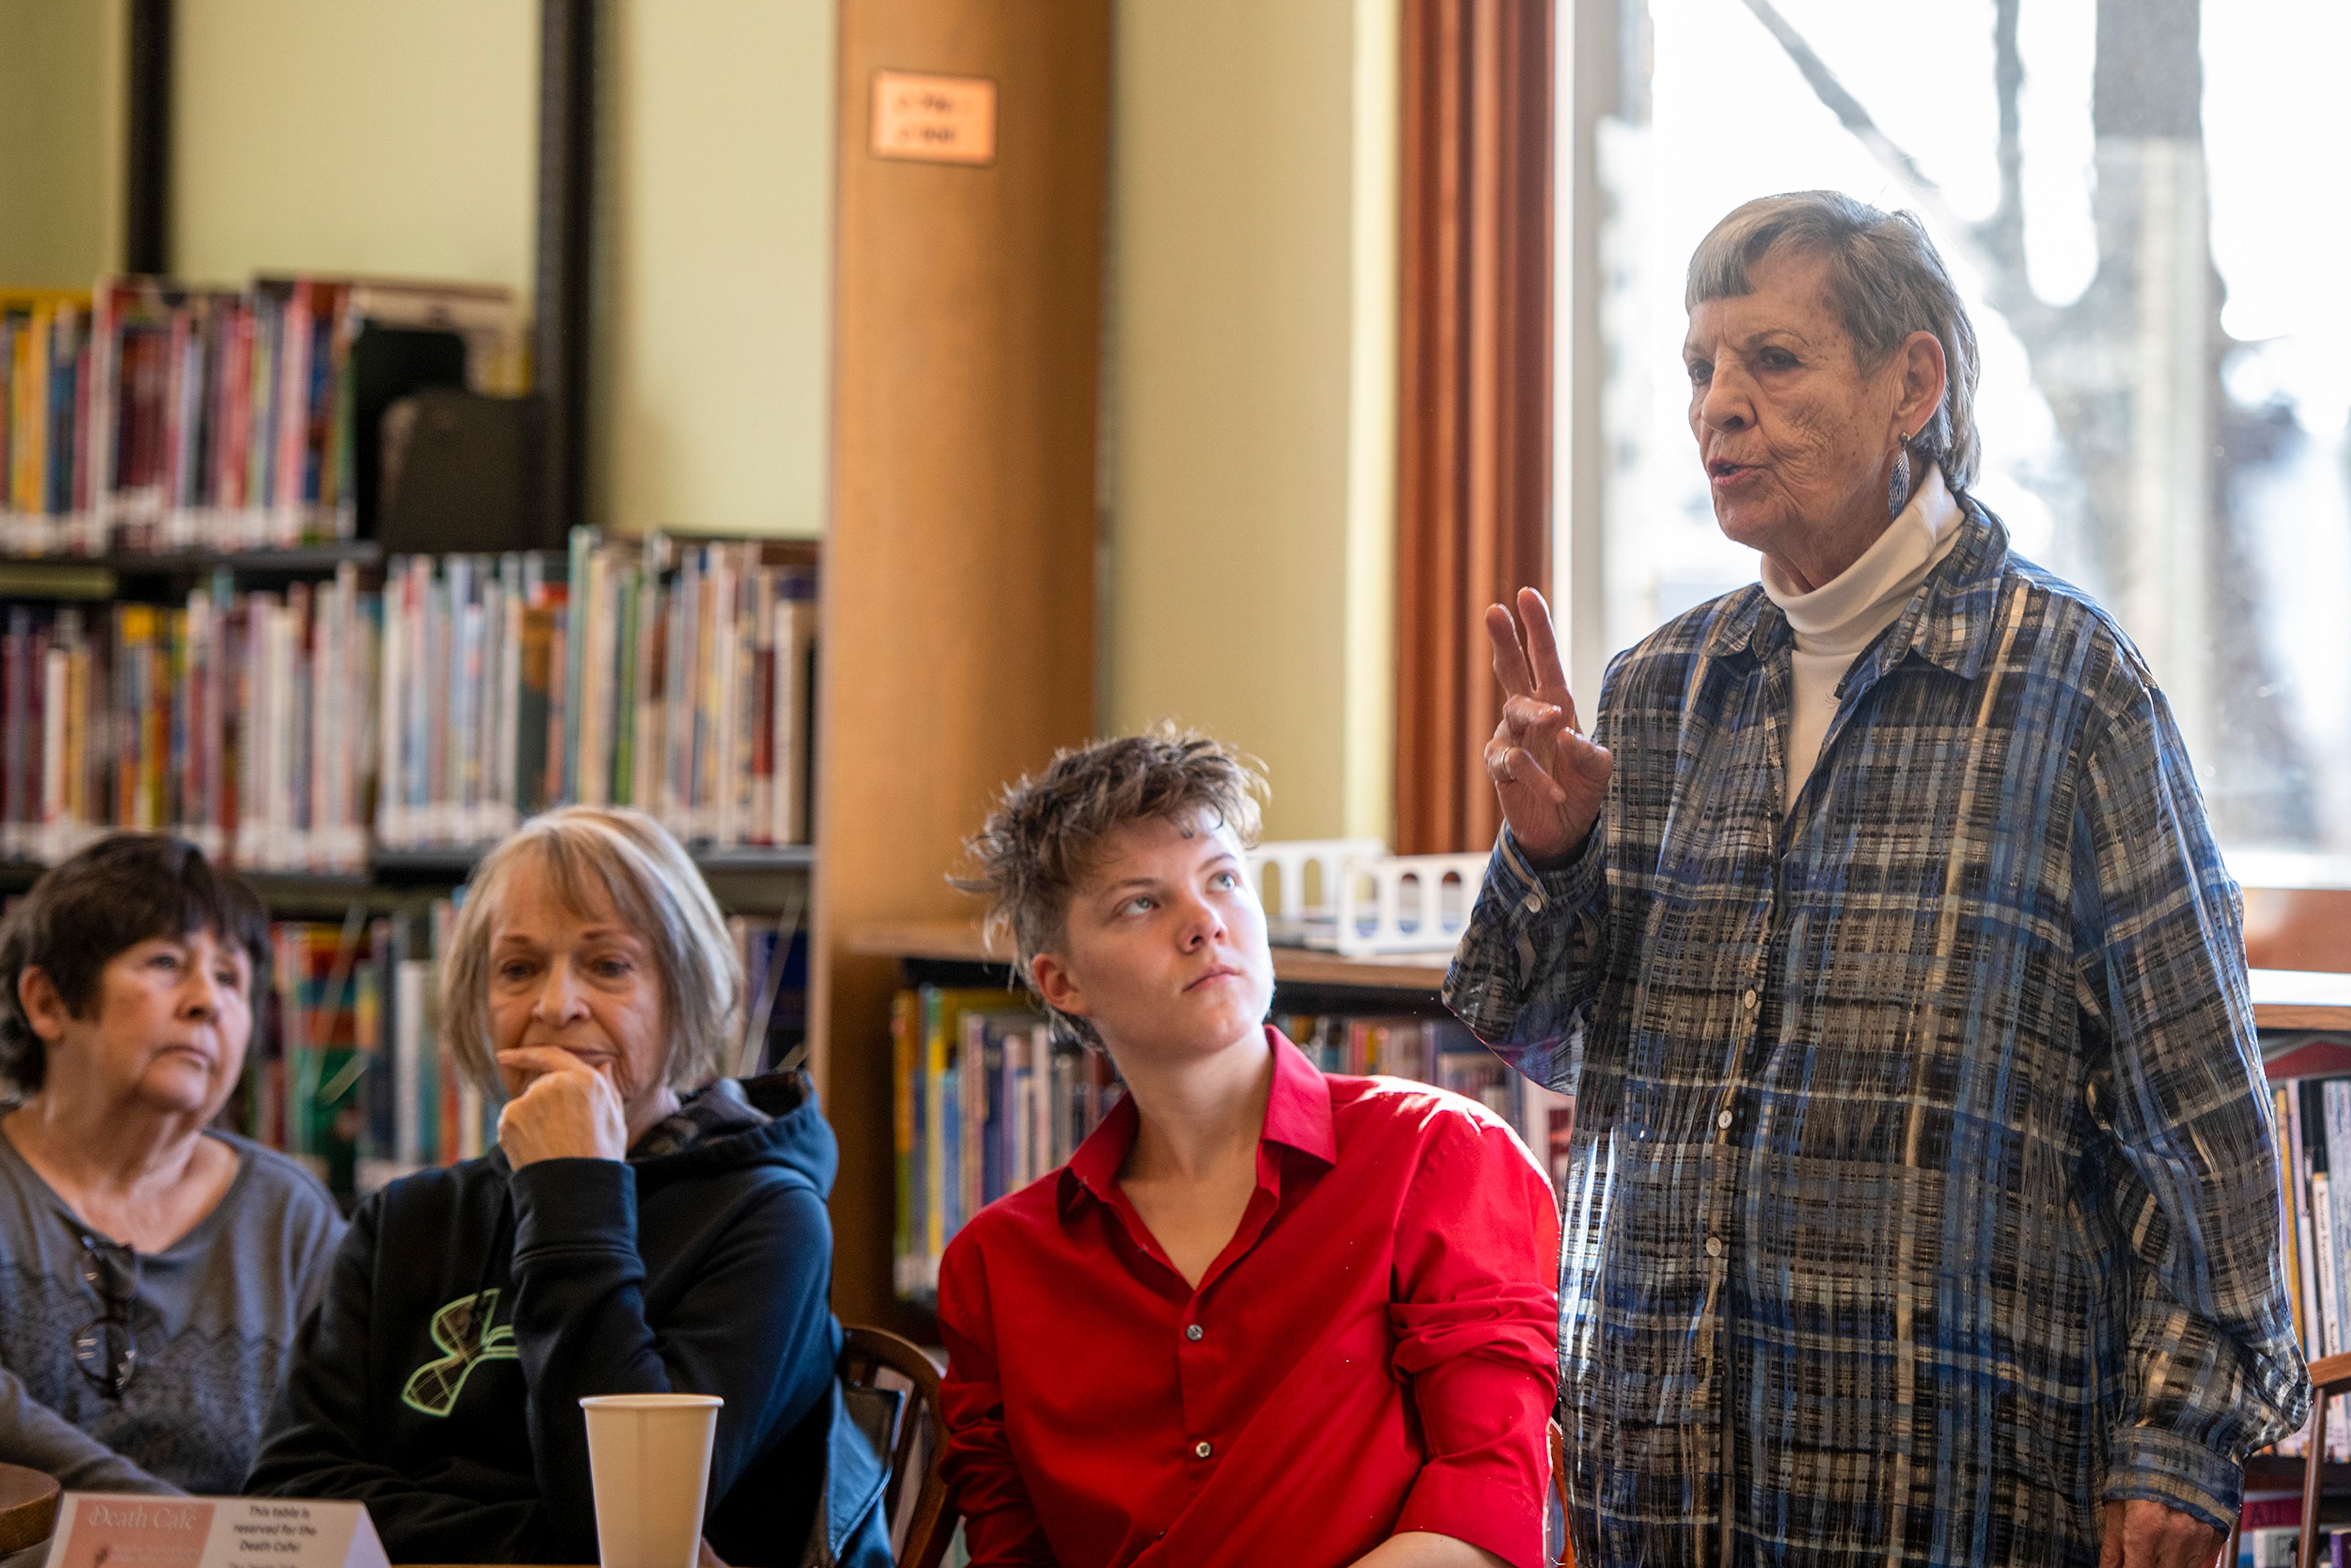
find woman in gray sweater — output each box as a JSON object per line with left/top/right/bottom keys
{"left": 0, "top": 835, "right": 343, "bottom": 1494}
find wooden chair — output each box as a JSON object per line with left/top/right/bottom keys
{"left": 2230, "top": 1351, "right": 2351, "bottom": 1568}
{"left": 842, "top": 1325, "right": 953, "bottom": 1568}
{"left": 1549, "top": 1420, "right": 1573, "bottom": 1567}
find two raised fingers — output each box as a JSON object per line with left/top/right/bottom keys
{"left": 1488, "top": 589, "right": 1574, "bottom": 703}
{"left": 1487, "top": 602, "right": 1539, "bottom": 697}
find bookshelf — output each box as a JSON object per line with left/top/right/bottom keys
{"left": 846, "top": 920, "right": 1452, "bottom": 994}
{"left": 0, "top": 545, "right": 384, "bottom": 574}
{"left": 2253, "top": 969, "right": 2351, "bottom": 1033}
{"left": 848, "top": 930, "right": 2351, "bottom": 1048}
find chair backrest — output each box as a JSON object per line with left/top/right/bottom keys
{"left": 842, "top": 1325, "right": 952, "bottom": 1568}
{"left": 2238, "top": 1351, "right": 2351, "bottom": 1568}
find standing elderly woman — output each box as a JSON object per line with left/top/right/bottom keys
{"left": 1448, "top": 191, "right": 2308, "bottom": 1568}
{"left": 247, "top": 807, "right": 887, "bottom": 1566}
{"left": 0, "top": 835, "right": 344, "bottom": 1493}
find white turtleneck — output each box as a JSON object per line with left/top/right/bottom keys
{"left": 1758, "top": 464, "right": 1963, "bottom": 811}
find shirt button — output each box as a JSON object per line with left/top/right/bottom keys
{"left": 1706, "top": 1236, "right": 1724, "bottom": 1259}
{"left": 1521, "top": 892, "right": 1543, "bottom": 914}
{"left": 1742, "top": 989, "right": 1759, "bottom": 1011}
{"left": 1193, "top": 1441, "right": 1213, "bottom": 1459}
{"left": 1185, "top": 1324, "right": 1204, "bottom": 1341}
{"left": 1717, "top": 1110, "right": 1734, "bottom": 1131}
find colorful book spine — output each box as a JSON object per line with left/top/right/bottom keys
{"left": 371, "top": 540, "right": 817, "bottom": 853}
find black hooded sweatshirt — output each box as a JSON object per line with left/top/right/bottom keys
{"left": 247, "top": 1072, "right": 846, "bottom": 1565}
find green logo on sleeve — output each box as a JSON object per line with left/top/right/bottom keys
{"left": 400, "top": 1289, "right": 520, "bottom": 1417}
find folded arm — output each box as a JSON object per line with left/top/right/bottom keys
{"left": 0, "top": 1366, "right": 174, "bottom": 1494}
{"left": 506, "top": 1160, "right": 839, "bottom": 1564}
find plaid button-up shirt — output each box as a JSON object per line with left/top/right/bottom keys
{"left": 1445, "top": 503, "right": 2309, "bottom": 1566}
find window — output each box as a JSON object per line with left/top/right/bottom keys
{"left": 1561, "top": 0, "right": 2351, "bottom": 869}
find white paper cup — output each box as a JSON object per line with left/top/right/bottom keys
{"left": 579, "top": 1393, "right": 724, "bottom": 1568}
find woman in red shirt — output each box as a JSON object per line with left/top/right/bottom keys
{"left": 940, "top": 729, "right": 1561, "bottom": 1568}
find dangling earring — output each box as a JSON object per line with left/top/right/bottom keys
{"left": 1888, "top": 432, "right": 1913, "bottom": 520}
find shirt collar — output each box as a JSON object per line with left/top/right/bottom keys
{"left": 1760, "top": 466, "right": 1963, "bottom": 650}
{"left": 1058, "top": 1027, "right": 1335, "bottom": 1221}
{"left": 1701, "top": 492, "right": 2011, "bottom": 682}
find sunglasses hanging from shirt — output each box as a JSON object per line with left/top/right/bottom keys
{"left": 73, "top": 1233, "right": 139, "bottom": 1398}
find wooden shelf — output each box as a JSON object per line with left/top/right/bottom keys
{"left": 0, "top": 861, "right": 376, "bottom": 905}
{"left": 2245, "top": 1451, "right": 2351, "bottom": 1492}
{"left": 373, "top": 842, "right": 813, "bottom": 881}
{"left": 846, "top": 920, "right": 1451, "bottom": 992}
{"left": 842, "top": 929, "right": 2349, "bottom": 1026}
{"left": 0, "top": 844, "right": 813, "bottom": 904}
{"left": 2252, "top": 969, "right": 2351, "bottom": 1032}
{"left": 0, "top": 542, "right": 383, "bottom": 574}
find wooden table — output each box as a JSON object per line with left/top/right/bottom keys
{"left": 0, "top": 1464, "right": 59, "bottom": 1555}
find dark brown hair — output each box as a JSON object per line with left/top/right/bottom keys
{"left": 954, "top": 726, "right": 1267, "bottom": 1035}
{"left": 0, "top": 835, "right": 272, "bottom": 1097}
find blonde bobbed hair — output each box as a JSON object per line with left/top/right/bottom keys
{"left": 440, "top": 806, "right": 744, "bottom": 1099}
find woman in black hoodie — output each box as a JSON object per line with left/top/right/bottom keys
{"left": 248, "top": 808, "right": 888, "bottom": 1567}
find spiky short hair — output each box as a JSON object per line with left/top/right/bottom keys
{"left": 955, "top": 727, "right": 1267, "bottom": 1034}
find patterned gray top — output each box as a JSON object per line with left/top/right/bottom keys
{"left": 0, "top": 1125, "right": 344, "bottom": 1493}
{"left": 1445, "top": 503, "right": 2310, "bottom": 1566}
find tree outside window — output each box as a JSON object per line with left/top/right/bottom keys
{"left": 1561, "top": 0, "right": 2351, "bottom": 872}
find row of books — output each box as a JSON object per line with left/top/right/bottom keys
{"left": 0, "top": 276, "right": 522, "bottom": 557}
{"left": 222, "top": 902, "right": 808, "bottom": 1206}
{"left": 0, "top": 565, "right": 375, "bottom": 869}
{"left": 161, "top": 907, "right": 467, "bottom": 1205}
{"left": 0, "top": 531, "right": 818, "bottom": 868}
{"left": 2238, "top": 1507, "right": 2348, "bottom": 1568}
{"left": 2, "top": 292, "right": 86, "bottom": 529}
{"left": 2271, "top": 1068, "right": 2351, "bottom": 1461}
{"left": 377, "top": 534, "right": 816, "bottom": 852}
{"left": 888, "top": 987, "right": 1572, "bottom": 1300}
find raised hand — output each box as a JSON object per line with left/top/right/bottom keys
{"left": 1483, "top": 587, "right": 1611, "bottom": 868}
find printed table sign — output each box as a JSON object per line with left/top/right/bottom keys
{"left": 43, "top": 1496, "right": 387, "bottom": 1568}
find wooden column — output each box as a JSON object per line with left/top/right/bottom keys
{"left": 814, "top": 0, "right": 1109, "bottom": 1329}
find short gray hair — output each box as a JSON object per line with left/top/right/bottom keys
{"left": 1686, "top": 190, "right": 1982, "bottom": 489}
{"left": 440, "top": 806, "right": 744, "bottom": 1098}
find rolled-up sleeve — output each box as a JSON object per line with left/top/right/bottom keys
{"left": 2072, "top": 683, "right": 2312, "bottom": 1528}
{"left": 1387, "top": 1111, "right": 1562, "bottom": 1568}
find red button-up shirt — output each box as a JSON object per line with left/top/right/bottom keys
{"left": 937, "top": 1029, "right": 1561, "bottom": 1568}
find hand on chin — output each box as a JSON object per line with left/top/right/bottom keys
{"left": 496, "top": 1043, "right": 629, "bottom": 1165}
